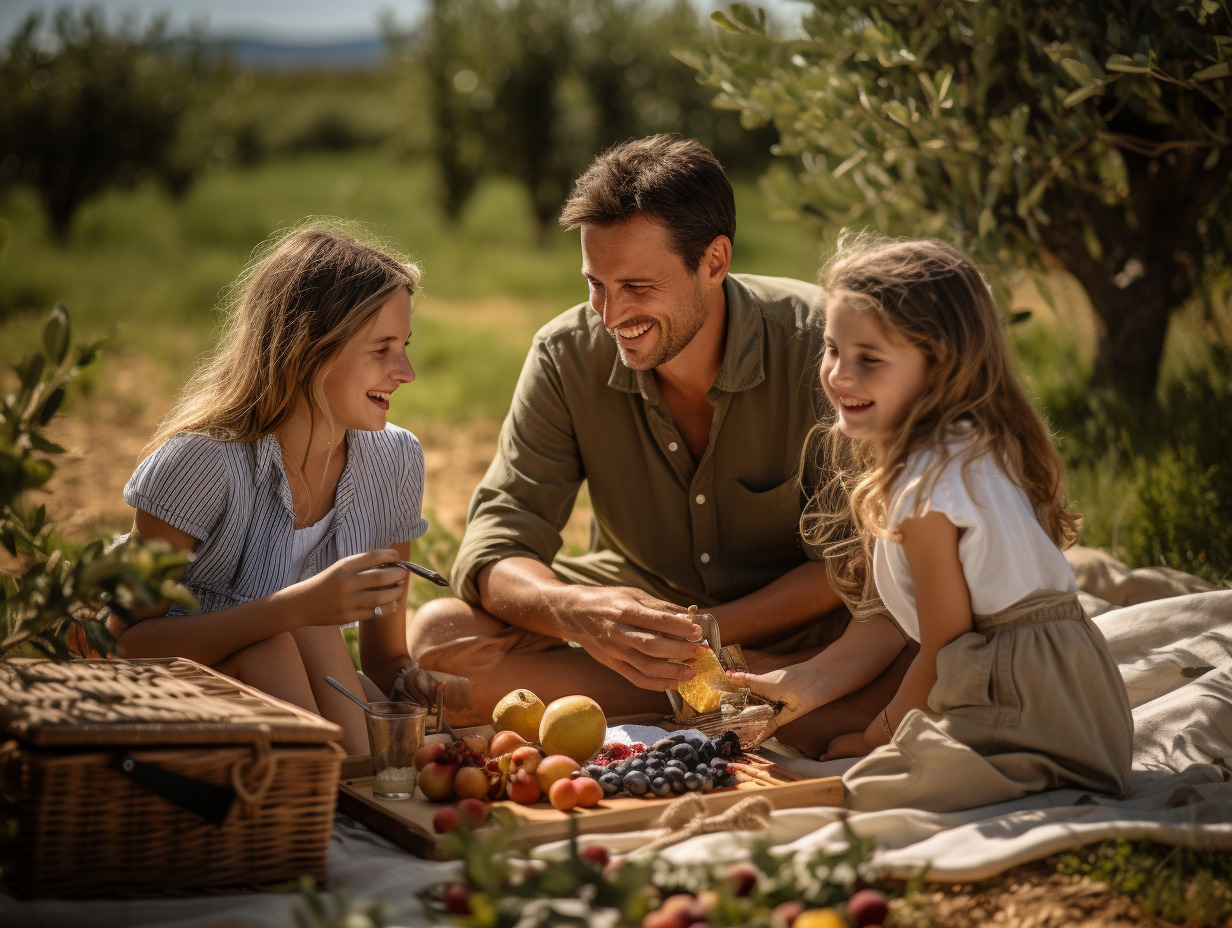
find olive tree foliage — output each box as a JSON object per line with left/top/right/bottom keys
{"left": 686, "top": 2, "right": 1232, "bottom": 400}
{"left": 0, "top": 8, "right": 222, "bottom": 242}
{"left": 1, "top": 303, "right": 194, "bottom": 661}
{"left": 393, "top": 0, "right": 774, "bottom": 239}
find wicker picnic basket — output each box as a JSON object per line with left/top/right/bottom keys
{"left": 0, "top": 657, "right": 345, "bottom": 898}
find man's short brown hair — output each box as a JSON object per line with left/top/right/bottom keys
{"left": 559, "top": 134, "right": 736, "bottom": 271}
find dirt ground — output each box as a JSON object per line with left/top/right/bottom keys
{"left": 31, "top": 355, "right": 1175, "bottom": 928}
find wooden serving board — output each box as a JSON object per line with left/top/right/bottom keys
{"left": 336, "top": 754, "right": 843, "bottom": 861}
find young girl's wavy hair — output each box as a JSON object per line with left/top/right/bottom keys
{"left": 143, "top": 218, "right": 420, "bottom": 458}
{"left": 800, "top": 234, "right": 1081, "bottom": 605}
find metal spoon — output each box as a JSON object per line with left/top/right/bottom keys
{"left": 325, "top": 675, "right": 370, "bottom": 711}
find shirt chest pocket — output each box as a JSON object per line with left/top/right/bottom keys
{"left": 723, "top": 478, "right": 805, "bottom": 567}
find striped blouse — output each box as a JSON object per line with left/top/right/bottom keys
{"left": 124, "top": 427, "right": 429, "bottom": 615}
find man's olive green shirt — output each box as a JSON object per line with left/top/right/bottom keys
{"left": 452, "top": 273, "right": 826, "bottom": 608}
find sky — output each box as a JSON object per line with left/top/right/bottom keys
{"left": 0, "top": 1, "right": 800, "bottom": 45}
{"left": 0, "top": 0, "right": 428, "bottom": 44}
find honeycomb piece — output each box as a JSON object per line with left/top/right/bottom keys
{"left": 677, "top": 646, "right": 730, "bottom": 714}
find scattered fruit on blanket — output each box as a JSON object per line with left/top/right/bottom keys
{"left": 510, "top": 744, "right": 544, "bottom": 774}
{"left": 772, "top": 900, "right": 806, "bottom": 928}
{"left": 453, "top": 764, "right": 491, "bottom": 800}
{"left": 507, "top": 768, "right": 542, "bottom": 804}
{"left": 727, "top": 863, "right": 759, "bottom": 897}
{"left": 845, "top": 888, "right": 889, "bottom": 927}
{"left": 579, "top": 844, "right": 610, "bottom": 868}
{"left": 418, "top": 760, "right": 460, "bottom": 801}
{"left": 461, "top": 733, "right": 490, "bottom": 756}
{"left": 413, "top": 741, "right": 449, "bottom": 770}
{"left": 455, "top": 797, "right": 490, "bottom": 829}
{"left": 489, "top": 728, "right": 529, "bottom": 756}
{"left": 492, "top": 687, "right": 547, "bottom": 741}
{"left": 539, "top": 694, "right": 607, "bottom": 762}
{"left": 432, "top": 806, "right": 460, "bottom": 834}
{"left": 791, "top": 908, "right": 848, "bottom": 928}
{"left": 535, "top": 753, "right": 582, "bottom": 793}
{"left": 442, "top": 881, "right": 472, "bottom": 916}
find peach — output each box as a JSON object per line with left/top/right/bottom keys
{"left": 489, "top": 729, "right": 529, "bottom": 756}
{"left": 507, "top": 768, "right": 542, "bottom": 804}
{"left": 413, "top": 741, "right": 449, "bottom": 771}
{"left": 418, "top": 761, "right": 459, "bottom": 801}
{"left": 535, "top": 754, "right": 581, "bottom": 793}
{"left": 453, "top": 765, "right": 491, "bottom": 800}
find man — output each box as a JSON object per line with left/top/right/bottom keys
{"left": 407, "top": 136, "right": 911, "bottom": 754}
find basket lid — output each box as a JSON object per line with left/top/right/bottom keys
{"left": 0, "top": 657, "right": 343, "bottom": 747}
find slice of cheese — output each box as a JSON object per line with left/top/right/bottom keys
{"left": 677, "top": 646, "right": 730, "bottom": 714}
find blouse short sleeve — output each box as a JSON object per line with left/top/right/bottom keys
{"left": 377, "top": 425, "right": 430, "bottom": 543}
{"left": 123, "top": 433, "right": 231, "bottom": 541}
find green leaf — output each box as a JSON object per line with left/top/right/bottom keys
{"left": 1193, "top": 61, "right": 1232, "bottom": 81}
{"left": 26, "top": 433, "right": 67, "bottom": 456}
{"left": 1062, "top": 83, "right": 1106, "bottom": 108}
{"left": 0, "top": 219, "right": 8, "bottom": 257}
{"left": 42, "top": 305, "right": 71, "bottom": 367}
{"left": 1105, "top": 54, "right": 1151, "bottom": 75}
{"left": 20, "top": 457, "right": 55, "bottom": 491}
{"left": 37, "top": 387, "right": 66, "bottom": 426}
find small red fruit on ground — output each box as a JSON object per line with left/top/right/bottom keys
{"left": 432, "top": 806, "right": 460, "bottom": 834}
{"left": 579, "top": 844, "right": 610, "bottom": 868}
{"left": 442, "top": 881, "right": 472, "bottom": 916}
{"left": 846, "top": 888, "right": 890, "bottom": 927}
{"left": 455, "top": 797, "right": 490, "bottom": 829}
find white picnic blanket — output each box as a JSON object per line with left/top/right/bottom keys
{"left": 4, "top": 550, "right": 1230, "bottom": 927}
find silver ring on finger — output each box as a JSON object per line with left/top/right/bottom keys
{"left": 373, "top": 605, "right": 384, "bottom": 620}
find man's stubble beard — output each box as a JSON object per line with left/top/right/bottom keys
{"left": 615, "top": 278, "right": 709, "bottom": 372}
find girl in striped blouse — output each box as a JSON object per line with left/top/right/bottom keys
{"left": 112, "top": 220, "right": 453, "bottom": 753}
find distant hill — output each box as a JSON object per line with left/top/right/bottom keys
{"left": 220, "top": 34, "right": 388, "bottom": 70}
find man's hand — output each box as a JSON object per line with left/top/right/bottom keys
{"left": 560, "top": 585, "right": 707, "bottom": 691}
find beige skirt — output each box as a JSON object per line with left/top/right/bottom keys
{"left": 843, "top": 589, "right": 1133, "bottom": 812}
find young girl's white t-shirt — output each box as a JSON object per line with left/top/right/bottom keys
{"left": 873, "top": 428, "right": 1077, "bottom": 642}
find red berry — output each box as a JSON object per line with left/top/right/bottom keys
{"left": 442, "top": 882, "right": 472, "bottom": 915}
{"left": 847, "top": 888, "right": 889, "bottom": 927}
{"left": 727, "top": 863, "right": 759, "bottom": 897}
{"left": 580, "top": 844, "right": 610, "bottom": 868}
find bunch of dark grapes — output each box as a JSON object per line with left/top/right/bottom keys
{"left": 580, "top": 730, "right": 742, "bottom": 799}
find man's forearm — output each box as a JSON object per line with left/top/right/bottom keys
{"left": 707, "top": 560, "right": 843, "bottom": 646}
{"left": 477, "top": 556, "right": 581, "bottom": 641}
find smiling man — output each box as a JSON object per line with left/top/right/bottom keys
{"left": 407, "top": 136, "right": 912, "bottom": 750}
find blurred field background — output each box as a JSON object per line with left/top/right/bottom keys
{"left": 1, "top": 0, "right": 1229, "bottom": 619}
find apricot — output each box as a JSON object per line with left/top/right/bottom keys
{"left": 510, "top": 744, "right": 544, "bottom": 775}
{"left": 507, "top": 768, "right": 542, "bottom": 804}
{"left": 572, "top": 775, "right": 603, "bottom": 808}
{"left": 548, "top": 777, "right": 581, "bottom": 811}
{"left": 418, "top": 760, "right": 459, "bottom": 801}
{"left": 413, "top": 741, "right": 449, "bottom": 771}
{"left": 535, "top": 754, "right": 582, "bottom": 793}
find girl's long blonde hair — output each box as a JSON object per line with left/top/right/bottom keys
{"left": 801, "top": 235, "right": 1081, "bottom": 604}
{"left": 144, "top": 219, "right": 420, "bottom": 457}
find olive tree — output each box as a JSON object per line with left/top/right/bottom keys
{"left": 686, "top": 1, "right": 1232, "bottom": 400}
{"left": 0, "top": 8, "right": 218, "bottom": 242}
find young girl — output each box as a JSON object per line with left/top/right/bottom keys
{"left": 110, "top": 220, "right": 449, "bottom": 755}
{"left": 732, "top": 236, "right": 1133, "bottom": 812}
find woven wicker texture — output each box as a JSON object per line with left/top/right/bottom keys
{"left": 0, "top": 657, "right": 344, "bottom": 898}
{"left": 0, "top": 657, "right": 341, "bottom": 746}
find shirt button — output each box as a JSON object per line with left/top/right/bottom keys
{"left": 668, "top": 442, "right": 678, "bottom": 452}
{"left": 695, "top": 494, "right": 706, "bottom": 505}
{"left": 699, "top": 553, "right": 711, "bottom": 564}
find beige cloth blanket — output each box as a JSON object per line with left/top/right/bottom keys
{"left": 3, "top": 549, "right": 1229, "bottom": 925}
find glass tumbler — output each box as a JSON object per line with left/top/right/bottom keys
{"left": 363, "top": 701, "right": 427, "bottom": 800}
